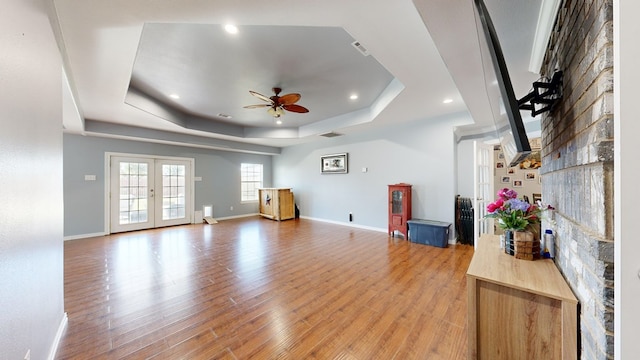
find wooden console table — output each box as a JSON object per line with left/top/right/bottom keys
{"left": 466, "top": 235, "right": 578, "bottom": 359}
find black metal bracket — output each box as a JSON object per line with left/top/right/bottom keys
{"left": 518, "top": 70, "right": 563, "bottom": 117}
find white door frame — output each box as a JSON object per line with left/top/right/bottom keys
{"left": 104, "top": 152, "right": 195, "bottom": 234}
{"left": 473, "top": 141, "right": 494, "bottom": 248}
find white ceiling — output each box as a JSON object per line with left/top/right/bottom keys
{"left": 53, "top": 0, "right": 548, "bottom": 152}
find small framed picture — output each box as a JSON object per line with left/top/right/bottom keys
{"left": 498, "top": 152, "right": 505, "bottom": 159}
{"left": 321, "top": 153, "right": 348, "bottom": 174}
{"left": 507, "top": 168, "right": 515, "bottom": 174}
{"left": 496, "top": 162, "right": 504, "bottom": 169}
{"left": 513, "top": 180, "right": 523, "bottom": 187}
{"left": 501, "top": 176, "right": 511, "bottom": 183}
{"left": 525, "top": 172, "right": 536, "bottom": 180}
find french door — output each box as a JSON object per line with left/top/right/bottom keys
{"left": 474, "top": 142, "right": 494, "bottom": 247}
{"left": 109, "top": 155, "right": 192, "bottom": 233}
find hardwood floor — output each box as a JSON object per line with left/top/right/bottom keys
{"left": 56, "top": 217, "right": 474, "bottom": 359}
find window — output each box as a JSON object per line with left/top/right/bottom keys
{"left": 241, "top": 163, "right": 263, "bottom": 202}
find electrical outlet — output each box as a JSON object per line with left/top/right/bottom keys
{"left": 24, "top": 349, "right": 30, "bottom": 360}
{"left": 230, "top": 206, "right": 234, "bottom": 211}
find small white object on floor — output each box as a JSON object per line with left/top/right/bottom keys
{"left": 203, "top": 217, "right": 218, "bottom": 224}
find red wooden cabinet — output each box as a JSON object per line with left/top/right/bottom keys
{"left": 388, "top": 183, "right": 412, "bottom": 238}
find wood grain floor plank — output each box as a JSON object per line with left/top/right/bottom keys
{"left": 56, "top": 217, "right": 473, "bottom": 359}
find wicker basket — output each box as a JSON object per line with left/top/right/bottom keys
{"left": 514, "top": 230, "right": 541, "bottom": 261}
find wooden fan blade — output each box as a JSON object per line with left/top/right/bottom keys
{"left": 248, "top": 90, "right": 273, "bottom": 103}
{"left": 278, "top": 93, "right": 301, "bottom": 105}
{"left": 283, "top": 104, "right": 309, "bottom": 113}
{"left": 243, "top": 104, "right": 271, "bottom": 109}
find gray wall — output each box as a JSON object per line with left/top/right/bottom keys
{"left": 273, "top": 113, "right": 471, "bottom": 235}
{"left": 64, "top": 134, "right": 273, "bottom": 237}
{"left": 541, "top": 1, "right": 614, "bottom": 358}
{"left": 0, "top": 0, "right": 66, "bottom": 359}
{"left": 64, "top": 111, "right": 472, "bottom": 238}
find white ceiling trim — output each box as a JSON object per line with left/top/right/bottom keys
{"left": 62, "top": 67, "right": 84, "bottom": 133}
{"left": 529, "top": 0, "right": 562, "bottom": 73}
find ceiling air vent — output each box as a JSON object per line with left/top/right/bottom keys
{"left": 320, "top": 131, "right": 343, "bottom": 138}
{"left": 351, "top": 40, "right": 370, "bottom": 56}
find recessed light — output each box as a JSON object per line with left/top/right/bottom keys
{"left": 224, "top": 24, "right": 239, "bottom": 34}
{"left": 275, "top": 119, "right": 283, "bottom": 125}
{"left": 169, "top": 94, "right": 180, "bottom": 99}
{"left": 350, "top": 94, "right": 359, "bottom": 100}
{"left": 443, "top": 98, "right": 453, "bottom": 104}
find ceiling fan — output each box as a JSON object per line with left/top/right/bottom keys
{"left": 243, "top": 87, "right": 309, "bottom": 118}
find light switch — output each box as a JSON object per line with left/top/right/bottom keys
{"left": 84, "top": 175, "right": 96, "bottom": 181}
{"left": 194, "top": 176, "right": 203, "bottom": 181}
{"left": 362, "top": 167, "right": 368, "bottom": 173}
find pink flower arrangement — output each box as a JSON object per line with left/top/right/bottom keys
{"left": 485, "top": 188, "right": 554, "bottom": 230}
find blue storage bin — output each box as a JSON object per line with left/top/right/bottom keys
{"left": 407, "top": 219, "right": 451, "bottom": 248}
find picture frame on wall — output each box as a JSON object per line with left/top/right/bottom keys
{"left": 513, "top": 179, "right": 523, "bottom": 187}
{"left": 496, "top": 162, "right": 504, "bottom": 169}
{"left": 321, "top": 153, "right": 348, "bottom": 174}
{"left": 525, "top": 172, "right": 536, "bottom": 180}
{"left": 508, "top": 168, "right": 515, "bottom": 174}
{"left": 501, "top": 176, "right": 511, "bottom": 183}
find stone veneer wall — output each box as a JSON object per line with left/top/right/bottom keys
{"left": 540, "top": 0, "right": 614, "bottom": 358}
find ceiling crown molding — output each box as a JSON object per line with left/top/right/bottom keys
{"left": 529, "top": 0, "right": 562, "bottom": 74}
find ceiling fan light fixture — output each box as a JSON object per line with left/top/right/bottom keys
{"left": 244, "top": 88, "right": 309, "bottom": 120}
{"left": 267, "top": 106, "right": 285, "bottom": 118}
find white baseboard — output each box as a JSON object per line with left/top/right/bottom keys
{"left": 62, "top": 218, "right": 460, "bottom": 245}
{"left": 48, "top": 312, "right": 68, "bottom": 360}
{"left": 299, "top": 216, "right": 460, "bottom": 245}
{"left": 211, "top": 213, "right": 260, "bottom": 221}
{"left": 64, "top": 215, "right": 259, "bottom": 238}
{"left": 63, "top": 232, "right": 106, "bottom": 241}
{"left": 299, "top": 216, "right": 387, "bottom": 233}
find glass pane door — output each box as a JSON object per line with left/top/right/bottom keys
{"left": 391, "top": 190, "right": 403, "bottom": 214}
{"left": 155, "top": 159, "right": 191, "bottom": 228}
{"left": 474, "top": 143, "right": 494, "bottom": 247}
{"left": 109, "top": 156, "right": 192, "bottom": 233}
{"left": 110, "top": 157, "right": 155, "bottom": 233}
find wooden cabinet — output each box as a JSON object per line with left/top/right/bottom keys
{"left": 258, "top": 188, "right": 295, "bottom": 221}
{"left": 388, "top": 183, "right": 412, "bottom": 238}
{"left": 467, "top": 235, "right": 578, "bottom": 359}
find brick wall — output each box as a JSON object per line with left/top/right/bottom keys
{"left": 540, "top": 0, "right": 614, "bottom": 359}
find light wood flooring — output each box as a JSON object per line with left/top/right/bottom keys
{"left": 56, "top": 217, "right": 474, "bottom": 359}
